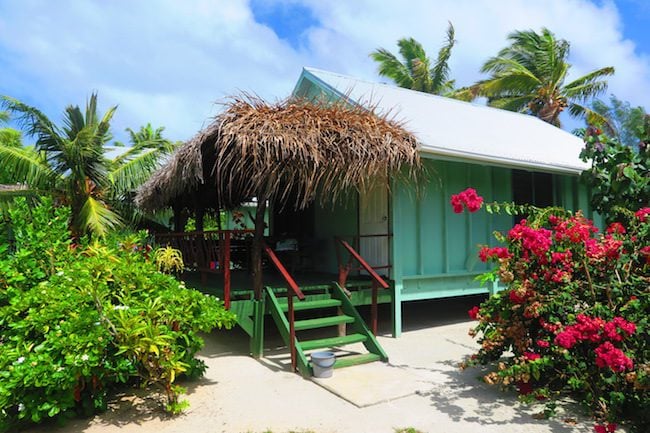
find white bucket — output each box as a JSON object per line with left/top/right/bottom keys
{"left": 311, "top": 351, "right": 336, "bottom": 378}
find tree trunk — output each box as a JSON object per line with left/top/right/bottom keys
{"left": 251, "top": 197, "right": 267, "bottom": 300}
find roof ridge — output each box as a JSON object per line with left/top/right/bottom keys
{"left": 303, "top": 67, "right": 572, "bottom": 129}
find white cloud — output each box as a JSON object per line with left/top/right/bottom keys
{"left": 0, "top": 0, "right": 648, "bottom": 143}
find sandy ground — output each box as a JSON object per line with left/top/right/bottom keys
{"left": 26, "top": 296, "right": 598, "bottom": 433}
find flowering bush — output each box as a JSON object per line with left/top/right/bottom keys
{"left": 0, "top": 198, "right": 235, "bottom": 431}
{"left": 459, "top": 190, "right": 649, "bottom": 432}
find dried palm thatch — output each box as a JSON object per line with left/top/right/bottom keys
{"left": 136, "top": 95, "right": 420, "bottom": 213}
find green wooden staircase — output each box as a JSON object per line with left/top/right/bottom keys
{"left": 265, "top": 283, "right": 388, "bottom": 377}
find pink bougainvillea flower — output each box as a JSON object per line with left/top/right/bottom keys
{"left": 468, "top": 306, "right": 480, "bottom": 320}
{"left": 635, "top": 207, "right": 650, "bottom": 222}
{"left": 593, "top": 424, "right": 617, "bottom": 433}
{"left": 605, "top": 222, "right": 626, "bottom": 235}
{"left": 536, "top": 339, "right": 550, "bottom": 348}
{"left": 478, "top": 246, "right": 512, "bottom": 262}
{"left": 450, "top": 188, "right": 484, "bottom": 213}
{"left": 595, "top": 342, "right": 633, "bottom": 372}
{"left": 523, "top": 352, "right": 541, "bottom": 361}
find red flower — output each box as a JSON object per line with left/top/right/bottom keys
{"left": 595, "top": 342, "right": 633, "bottom": 372}
{"left": 468, "top": 306, "right": 480, "bottom": 320}
{"left": 524, "top": 352, "right": 541, "bottom": 361}
{"left": 640, "top": 245, "right": 650, "bottom": 265}
{"left": 536, "top": 339, "right": 550, "bottom": 348}
{"left": 508, "top": 290, "right": 527, "bottom": 304}
{"left": 635, "top": 207, "right": 650, "bottom": 222}
{"left": 450, "top": 188, "right": 484, "bottom": 213}
{"left": 478, "top": 246, "right": 512, "bottom": 262}
{"left": 606, "top": 222, "right": 626, "bottom": 235}
{"left": 555, "top": 330, "right": 577, "bottom": 349}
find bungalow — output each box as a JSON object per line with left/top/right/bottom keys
{"left": 136, "top": 68, "right": 598, "bottom": 375}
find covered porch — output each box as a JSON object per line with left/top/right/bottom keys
{"left": 136, "top": 95, "right": 420, "bottom": 375}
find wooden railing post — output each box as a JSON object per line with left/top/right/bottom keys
{"left": 288, "top": 292, "right": 296, "bottom": 371}
{"left": 224, "top": 230, "right": 231, "bottom": 310}
{"left": 335, "top": 238, "right": 390, "bottom": 337}
{"left": 262, "top": 243, "right": 305, "bottom": 373}
{"left": 371, "top": 279, "right": 379, "bottom": 335}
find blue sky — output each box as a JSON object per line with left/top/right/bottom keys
{"left": 0, "top": 0, "right": 649, "bottom": 144}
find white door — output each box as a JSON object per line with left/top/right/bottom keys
{"left": 359, "top": 180, "right": 389, "bottom": 276}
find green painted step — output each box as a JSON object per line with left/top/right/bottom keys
{"left": 333, "top": 353, "right": 381, "bottom": 369}
{"left": 301, "top": 333, "right": 367, "bottom": 351}
{"left": 295, "top": 315, "right": 355, "bottom": 331}
{"left": 279, "top": 298, "right": 342, "bottom": 312}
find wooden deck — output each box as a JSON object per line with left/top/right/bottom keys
{"left": 180, "top": 269, "right": 393, "bottom": 339}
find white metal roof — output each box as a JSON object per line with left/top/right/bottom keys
{"left": 297, "top": 67, "right": 589, "bottom": 174}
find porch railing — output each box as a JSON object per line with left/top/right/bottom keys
{"left": 154, "top": 229, "right": 254, "bottom": 309}
{"left": 263, "top": 242, "right": 305, "bottom": 372}
{"left": 335, "top": 237, "right": 390, "bottom": 335}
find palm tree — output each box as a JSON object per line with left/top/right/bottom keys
{"left": 0, "top": 94, "right": 177, "bottom": 236}
{"left": 475, "top": 28, "right": 615, "bottom": 127}
{"left": 370, "top": 23, "right": 469, "bottom": 99}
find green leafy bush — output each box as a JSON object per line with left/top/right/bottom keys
{"left": 0, "top": 198, "right": 235, "bottom": 431}
{"left": 580, "top": 124, "right": 649, "bottom": 219}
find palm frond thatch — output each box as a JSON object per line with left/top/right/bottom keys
{"left": 135, "top": 96, "right": 420, "bottom": 212}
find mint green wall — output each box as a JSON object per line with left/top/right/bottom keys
{"left": 312, "top": 194, "right": 358, "bottom": 274}
{"left": 390, "top": 158, "right": 596, "bottom": 336}
{"left": 392, "top": 159, "right": 513, "bottom": 298}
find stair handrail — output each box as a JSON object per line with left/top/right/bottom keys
{"left": 335, "top": 238, "right": 389, "bottom": 335}
{"left": 262, "top": 242, "right": 305, "bottom": 372}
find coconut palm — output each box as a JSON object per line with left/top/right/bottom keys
{"left": 370, "top": 23, "right": 470, "bottom": 99}
{"left": 475, "top": 28, "right": 615, "bottom": 127}
{"left": 0, "top": 94, "right": 177, "bottom": 236}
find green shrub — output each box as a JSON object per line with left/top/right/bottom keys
{"left": 0, "top": 198, "right": 235, "bottom": 431}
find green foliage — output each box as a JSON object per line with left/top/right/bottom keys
{"left": 580, "top": 126, "right": 650, "bottom": 220}
{"left": 154, "top": 246, "right": 184, "bottom": 274}
{"left": 0, "top": 94, "right": 179, "bottom": 237}
{"left": 0, "top": 198, "right": 235, "bottom": 432}
{"left": 475, "top": 28, "right": 614, "bottom": 127}
{"left": 590, "top": 95, "right": 647, "bottom": 148}
{"left": 369, "top": 23, "right": 471, "bottom": 100}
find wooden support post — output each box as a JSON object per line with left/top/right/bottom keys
{"left": 224, "top": 230, "right": 231, "bottom": 310}
{"left": 251, "top": 197, "right": 267, "bottom": 301}
{"left": 288, "top": 293, "right": 297, "bottom": 372}
{"left": 337, "top": 306, "right": 346, "bottom": 337}
{"left": 371, "top": 279, "right": 379, "bottom": 336}
{"left": 250, "top": 297, "right": 265, "bottom": 358}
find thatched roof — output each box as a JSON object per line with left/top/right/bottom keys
{"left": 135, "top": 96, "right": 420, "bottom": 212}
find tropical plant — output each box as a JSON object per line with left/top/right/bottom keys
{"left": 590, "top": 95, "right": 647, "bottom": 147}
{"left": 475, "top": 28, "right": 615, "bottom": 127}
{"left": 370, "top": 23, "right": 471, "bottom": 99}
{"left": 0, "top": 95, "right": 178, "bottom": 236}
{"left": 0, "top": 197, "right": 235, "bottom": 431}
{"left": 580, "top": 125, "right": 650, "bottom": 220}
{"left": 0, "top": 111, "right": 22, "bottom": 184}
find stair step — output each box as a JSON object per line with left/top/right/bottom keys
{"left": 280, "top": 298, "right": 342, "bottom": 312}
{"left": 301, "top": 333, "right": 367, "bottom": 351}
{"left": 295, "top": 315, "right": 355, "bottom": 331}
{"left": 333, "top": 353, "right": 382, "bottom": 369}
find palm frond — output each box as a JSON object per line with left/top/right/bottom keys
{"left": 109, "top": 147, "right": 166, "bottom": 194}
{"left": 488, "top": 95, "right": 536, "bottom": 112}
{"left": 370, "top": 48, "right": 413, "bottom": 88}
{"left": 568, "top": 102, "right": 614, "bottom": 128}
{"left": 0, "top": 96, "right": 65, "bottom": 153}
{"left": 0, "top": 144, "right": 58, "bottom": 188}
{"left": 78, "top": 195, "right": 122, "bottom": 237}
{"left": 430, "top": 22, "right": 456, "bottom": 93}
